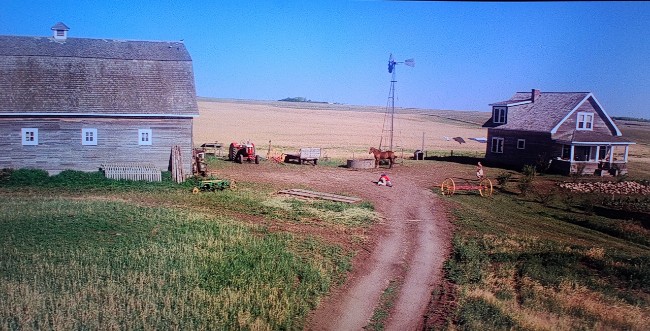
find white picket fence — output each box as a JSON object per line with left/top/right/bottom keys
{"left": 101, "top": 163, "right": 162, "bottom": 182}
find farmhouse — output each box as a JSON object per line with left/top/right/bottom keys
{"left": 483, "top": 89, "right": 634, "bottom": 175}
{"left": 0, "top": 23, "right": 198, "bottom": 175}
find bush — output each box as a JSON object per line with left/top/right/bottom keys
{"left": 517, "top": 165, "right": 537, "bottom": 195}
{"left": 2, "top": 168, "right": 49, "bottom": 186}
{"left": 496, "top": 171, "right": 513, "bottom": 190}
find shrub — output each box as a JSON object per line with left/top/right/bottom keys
{"left": 496, "top": 171, "right": 513, "bottom": 190}
{"left": 518, "top": 165, "right": 537, "bottom": 195}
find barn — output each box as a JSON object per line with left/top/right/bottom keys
{"left": 0, "top": 23, "right": 199, "bottom": 176}
{"left": 483, "top": 89, "right": 634, "bottom": 175}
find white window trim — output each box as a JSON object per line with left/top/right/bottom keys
{"left": 82, "top": 128, "right": 98, "bottom": 146}
{"left": 138, "top": 129, "right": 152, "bottom": 145}
{"left": 493, "top": 106, "right": 507, "bottom": 124}
{"left": 576, "top": 112, "right": 594, "bottom": 131}
{"left": 517, "top": 139, "right": 526, "bottom": 150}
{"left": 21, "top": 128, "right": 39, "bottom": 146}
{"left": 491, "top": 137, "right": 504, "bottom": 153}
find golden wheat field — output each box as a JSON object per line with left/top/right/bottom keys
{"left": 194, "top": 99, "right": 490, "bottom": 159}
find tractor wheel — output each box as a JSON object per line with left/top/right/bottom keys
{"left": 255, "top": 155, "right": 260, "bottom": 164}
{"left": 478, "top": 178, "right": 493, "bottom": 197}
{"left": 440, "top": 178, "right": 455, "bottom": 196}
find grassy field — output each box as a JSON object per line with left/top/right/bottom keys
{"left": 435, "top": 176, "right": 650, "bottom": 330}
{"left": 0, "top": 170, "right": 377, "bottom": 330}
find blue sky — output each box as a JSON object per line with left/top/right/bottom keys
{"left": 2, "top": 1, "right": 649, "bottom": 118}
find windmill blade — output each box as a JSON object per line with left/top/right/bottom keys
{"left": 404, "top": 58, "right": 415, "bottom": 67}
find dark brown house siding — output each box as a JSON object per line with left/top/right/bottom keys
{"left": 485, "top": 129, "right": 554, "bottom": 168}
{"left": 0, "top": 117, "right": 193, "bottom": 174}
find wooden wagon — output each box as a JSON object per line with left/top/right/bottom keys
{"left": 284, "top": 147, "right": 321, "bottom": 165}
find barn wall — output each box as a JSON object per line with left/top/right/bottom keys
{"left": 485, "top": 129, "right": 554, "bottom": 168}
{"left": 0, "top": 117, "right": 193, "bottom": 175}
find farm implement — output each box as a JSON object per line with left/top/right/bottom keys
{"left": 440, "top": 177, "right": 493, "bottom": 197}
{"left": 192, "top": 178, "right": 231, "bottom": 193}
{"left": 229, "top": 141, "right": 260, "bottom": 164}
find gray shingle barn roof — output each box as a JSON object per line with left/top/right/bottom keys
{"left": 0, "top": 35, "right": 192, "bottom": 61}
{"left": 0, "top": 34, "right": 198, "bottom": 116}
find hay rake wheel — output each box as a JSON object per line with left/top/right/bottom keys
{"left": 478, "top": 178, "right": 493, "bottom": 197}
{"left": 440, "top": 178, "right": 456, "bottom": 196}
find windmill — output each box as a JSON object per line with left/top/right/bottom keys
{"left": 381, "top": 53, "right": 414, "bottom": 152}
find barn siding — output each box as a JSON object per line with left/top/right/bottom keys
{"left": 0, "top": 117, "right": 193, "bottom": 175}
{"left": 485, "top": 129, "right": 554, "bottom": 168}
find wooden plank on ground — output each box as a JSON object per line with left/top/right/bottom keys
{"left": 278, "top": 189, "right": 361, "bottom": 203}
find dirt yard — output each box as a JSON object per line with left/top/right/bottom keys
{"left": 194, "top": 99, "right": 487, "bottom": 329}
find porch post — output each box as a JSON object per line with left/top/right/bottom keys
{"left": 624, "top": 145, "right": 629, "bottom": 162}
{"left": 594, "top": 145, "right": 600, "bottom": 161}
{"left": 570, "top": 145, "right": 575, "bottom": 161}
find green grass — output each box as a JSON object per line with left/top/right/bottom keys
{"left": 437, "top": 189, "right": 650, "bottom": 330}
{"left": 367, "top": 280, "right": 401, "bottom": 331}
{"left": 0, "top": 169, "right": 372, "bottom": 330}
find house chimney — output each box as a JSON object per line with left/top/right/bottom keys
{"left": 531, "top": 89, "right": 541, "bottom": 102}
{"left": 51, "top": 22, "right": 70, "bottom": 41}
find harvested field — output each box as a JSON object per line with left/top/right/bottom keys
{"left": 194, "top": 99, "right": 490, "bottom": 158}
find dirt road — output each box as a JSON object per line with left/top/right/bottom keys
{"left": 218, "top": 162, "right": 453, "bottom": 330}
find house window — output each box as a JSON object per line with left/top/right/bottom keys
{"left": 577, "top": 112, "right": 594, "bottom": 130}
{"left": 517, "top": 139, "right": 526, "bottom": 150}
{"left": 491, "top": 137, "right": 504, "bottom": 153}
{"left": 82, "top": 128, "right": 97, "bottom": 146}
{"left": 493, "top": 107, "right": 507, "bottom": 124}
{"left": 138, "top": 129, "right": 152, "bottom": 145}
{"left": 574, "top": 146, "right": 597, "bottom": 161}
{"left": 599, "top": 146, "right": 610, "bottom": 161}
{"left": 561, "top": 145, "right": 571, "bottom": 160}
{"left": 21, "top": 128, "right": 39, "bottom": 145}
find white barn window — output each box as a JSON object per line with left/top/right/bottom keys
{"left": 138, "top": 129, "right": 152, "bottom": 145}
{"left": 82, "top": 128, "right": 97, "bottom": 146}
{"left": 21, "top": 128, "right": 39, "bottom": 145}
{"left": 576, "top": 112, "right": 594, "bottom": 130}
{"left": 491, "top": 137, "right": 504, "bottom": 153}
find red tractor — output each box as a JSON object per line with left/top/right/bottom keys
{"left": 229, "top": 141, "right": 260, "bottom": 164}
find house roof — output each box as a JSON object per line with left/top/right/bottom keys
{"left": 484, "top": 92, "right": 590, "bottom": 132}
{"left": 554, "top": 130, "right": 634, "bottom": 145}
{"left": 0, "top": 34, "right": 198, "bottom": 116}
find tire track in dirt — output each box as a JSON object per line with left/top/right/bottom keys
{"left": 306, "top": 173, "right": 452, "bottom": 330}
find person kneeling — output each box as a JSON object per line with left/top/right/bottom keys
{"left": 377, "top": 173, "right": 392, "bottom": 187}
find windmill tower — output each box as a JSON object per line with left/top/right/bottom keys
{"left": 381, "top": 54, "right": 414, "bottom": 151}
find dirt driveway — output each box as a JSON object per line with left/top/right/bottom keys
{"left": 217, "top": 160, "right": 456, "bottom": 330}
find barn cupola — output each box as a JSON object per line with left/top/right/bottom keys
{"left": 51, "top": 22, "right": 70, "bottom": 41}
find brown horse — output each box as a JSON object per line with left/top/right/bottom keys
{"left": 369, "top": 147, "right": 396, "bottom": 168}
